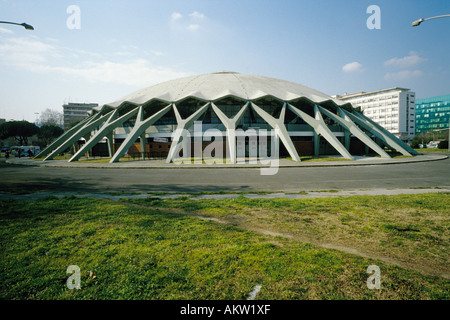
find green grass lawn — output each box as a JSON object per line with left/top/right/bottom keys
{"left": 414, "top": 148, "right": 449, "bottom": 154}
{"left": 1, "top": 194, "right": 449, "bottom": 300}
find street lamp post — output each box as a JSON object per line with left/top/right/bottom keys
{"left": 411, "top": 14, "right": 450, "bottom": 27}
{"left": 412, "top": 14, "right": 450, "bottom": 152}
{"left": 0, "top": 21, "right": 34, "bottom": 30}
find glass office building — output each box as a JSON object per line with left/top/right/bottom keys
{"left": 415, "top": 94, "right": 450, "bottom": 134}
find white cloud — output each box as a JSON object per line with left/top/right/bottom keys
{"left": 170, "top": 10, "right": 206, "bottom": 32}
{"left": 170, "top": 12, "right": 182, "bottom": 21}
{"left": 0, "top": 37, "right": 58, "bottom": 68}
{"left": 187, "top": 24, "right": 200, "bottom": 31}
{"left": 189, "top": 11, "right": 205, "bottom": 20}
{"left": 50, "top": 59, "right": 189, "bottom": 87}
{"left": 0, "top": 26, "right": 14, "bottom": 34}
{"left": 342, "top": 61, "right": 364, "bottom": 73}
{"left": 384, "top": 70, "right": 423, "bottom": 81}
{"left": 112, "top": 46, "right": 164, "bottom": 58}
{"left": 114, "top": 51, "right": 135, "bottom": 57}
{"left": 151, "top": 50, "right": 164, "bottom": 57}
{"left": 0, "top": 36, "right": 189, "bottom": 87}
{"left": 384, "top": 51, "right": 426, "bottom": 68}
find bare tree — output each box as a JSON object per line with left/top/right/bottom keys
{"left": 38, "top": 108, "right": 63, "bottom": 128}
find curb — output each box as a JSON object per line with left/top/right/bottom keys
{"left": 4, "top": 153, "right": 448, "bottom": 169}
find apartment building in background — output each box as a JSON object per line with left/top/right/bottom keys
{"left": 63, "top": 102, "right": 98, "bottom": 131}
{"left": 334, "top": 87, "right": 416, "bottom": 142}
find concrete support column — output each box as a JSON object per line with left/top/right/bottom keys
{"left": 140, "top": 133, "right": 146, "bottom": 159}
{"left": 314, "top": 133, "right": 320, "bottom": 156}
{"left": 250, "top": 102, "right": 301, "bottom": 162}
{"left": 342, "top": 109, "right": 416, "bottom": 156}
{"left": 70, "top": 107, "right": 138, "bottom": 162}
{"left": 166, "top": 102, "right": 210, "bottom": 163}
{"left": 110, "top": 104, "right": 172, "bottom": 163}
{"left": 44, "top": 111, "right": 113, "bottom": 161}
{"left": 288, "top": 104, "right": 354, "bottom": 160}
{"left": 210, "top": 102, "right": 248, "bottom": 163}
{"left": 83, "top": 134, "right": 91, "bottom": 158}
{"left": 226, "top": 129, "right": 237, "bottom": 163}
{"left": 106, "top": 132, "right": 114, "bottom": 157}
{"left": 34, "top": 116, "right": 92, "bottom": 159}
{"left": 317, "top": 106, "right": 391, "bottom": 159}
{"left": 273, "top": 132, "right": 280, "bottom": 158}
{"left": 344, "top": 130, "right": 351, "bottom": 151}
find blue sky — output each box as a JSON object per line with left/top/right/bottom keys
{"left": 1, "top": 0, "right": 449, "bottom": 122}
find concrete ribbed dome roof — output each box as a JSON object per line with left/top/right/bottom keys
{"left": 37, "top": 72, "right": 418, "bottom": 164}
{"left": 102, "top": 72, "right": 346, "bottom": 109}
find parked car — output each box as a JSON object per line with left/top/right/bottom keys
{"left": 426, "top": 141, "right": 440, "bottom": 149}
{"left": 0, "top": 147, "right": 10, "bottom": 158}
{"left": 10, "top": 146, "right": 41, "bottom": 157}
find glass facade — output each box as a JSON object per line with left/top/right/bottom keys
{"left": 415, "top": 94, "right": 450, "bottom": 134}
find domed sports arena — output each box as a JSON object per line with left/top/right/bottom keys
{"left": 36, "top": 72, "right": 418, "bottom": 163}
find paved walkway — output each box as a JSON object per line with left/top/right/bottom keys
{"left": 5, "top": 153, "right": 448, "bottom": 169}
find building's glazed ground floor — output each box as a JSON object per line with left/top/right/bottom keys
{"left": 37, "top": 99, "right": 420, "bottom": 164}
{"left": 81, "top": 131, "right": 386, "bottom": 160}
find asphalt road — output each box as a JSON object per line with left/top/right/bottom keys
{"left": 1, "top": 156, "right": 449, "bottom": 194}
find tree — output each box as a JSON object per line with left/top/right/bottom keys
{"left": 411, "top": 132, "right": 433, "bottom": 148}
{"left": 38, "top": 124, "right": 64, "bottom": 146}
{"left": 438, "top": 140, "right": 449, "bottom": 149}
{"left": 0, "top": 121, "right": 40, "bottom": 146}
{"left": 38, "top": 108, "right": 63, "bottom": 128}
